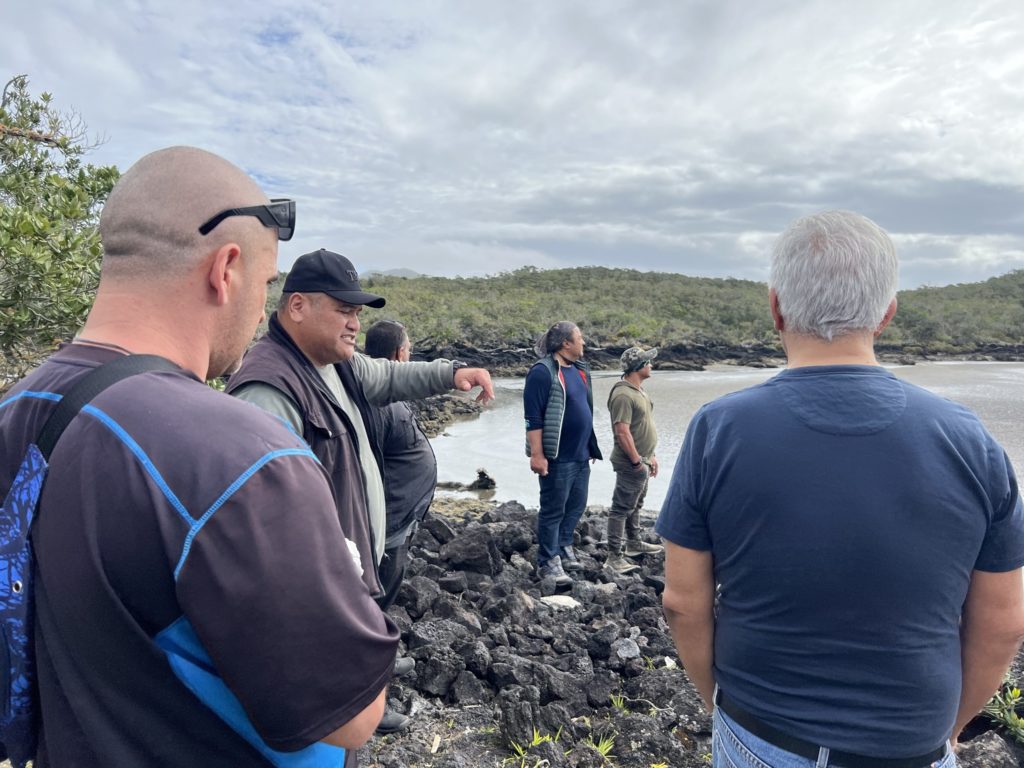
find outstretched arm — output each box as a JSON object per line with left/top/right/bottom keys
{"left": 353, "top": 353, "right": 491, "bottom": 404}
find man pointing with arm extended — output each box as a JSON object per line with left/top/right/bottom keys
{"left": 228, "top": 248, "right": 493, "bottom": 599}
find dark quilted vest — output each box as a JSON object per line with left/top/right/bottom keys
{"left": 529, "top": 356, "right": 602, "bottom": 461}
{"left": 226, "top": 315, "right": 383, "bottom": 596}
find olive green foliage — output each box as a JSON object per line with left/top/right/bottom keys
{"left": 357, "top": 265, "right": 1024, "bottom": 353}
{"left": 0, "top": 75, "right": 119, "bottom": 376}
{"left": 886, "top": 270, "right": 1024, "bottom": 350}
{"left": 984, "top": 681, "right": 1024, "bottom": 743}
{"left": 362, "top": 266, "right": 776, "bottom": 349}
{"left": 261, "top": 263, "right": 1024, "bottom": 353}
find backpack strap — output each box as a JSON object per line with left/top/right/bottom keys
{"left": 36, "top": 354, "right": 181, "bottom": 460}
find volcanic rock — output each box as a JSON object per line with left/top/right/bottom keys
{"left": 358, "top": 499, "right": 1024, "bottom": 768}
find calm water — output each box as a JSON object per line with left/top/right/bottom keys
{"left": 430, "top": 362, "right": 1024, "bottom": 510}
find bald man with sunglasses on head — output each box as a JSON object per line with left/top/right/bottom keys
{"left": 0, "top": 147, "right": 398, "bottom": 767}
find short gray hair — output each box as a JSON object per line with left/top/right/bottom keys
{"left": 535, "top": 321, "right": 578, "bottom": 357}
{"left": 769, "top": 210, "right": 898, "bottom": 341}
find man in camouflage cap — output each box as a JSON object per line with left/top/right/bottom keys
{"left": 605, "top": 346, "right": 663, "bottom": 574}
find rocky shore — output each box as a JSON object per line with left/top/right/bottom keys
{"left": 410, "top": 394, "right": 485, "bottom": 438}
{"left": 359, "top": 498, "right": 1024, "bottom": 768}
{"left": 414, "top": 342, "right": 1024, "bottom": 377}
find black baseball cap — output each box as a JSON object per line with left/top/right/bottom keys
{"left": 283, "top": 249, "right": 386, "bottom": 308}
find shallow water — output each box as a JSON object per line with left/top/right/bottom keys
{"left": 430, "top": 361, "right": 1024, "bottom": 511}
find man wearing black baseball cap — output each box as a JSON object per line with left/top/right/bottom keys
{"left": 227, "top": 248, "right": 493, "bottom": 734}
{"left": 279, "top": 248, "right": 388, "bottom": 308}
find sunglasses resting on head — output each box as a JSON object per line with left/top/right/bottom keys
{"left": 198, "top": 198, "right": 296, "bottom": 241}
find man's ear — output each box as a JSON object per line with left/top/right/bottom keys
{"left": 284, "top": 292, "right": 314, "bottom": 323}
{"left": 874, "top": 298, "right": 898, "bottom": 337}
{"left": 207, "top": 242, "right": 242, "bottom": 306}
{"left": 769, "top": 289, "right": 785, "bottom": 331}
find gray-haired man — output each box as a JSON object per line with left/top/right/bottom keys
{"left": 657, "top": 210, "right": 1024, "bottom": 767}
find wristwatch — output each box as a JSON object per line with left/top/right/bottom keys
{"left": 452, "top": 360, "right": 469, "bottom": 371}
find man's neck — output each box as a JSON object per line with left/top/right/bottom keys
{"left": 622, "top": 371, "right": 645, "bottom": 388}
{"left": 553, "top": 352, "right": 576, "bottom": 367}
{"left": 781, "top": 330, "right": 880, "bottom": 368}
{"left": 79, "top": 307, "right": 209, "bottom": 380}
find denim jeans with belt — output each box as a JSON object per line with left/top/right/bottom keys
{"left": 537, "top": 459, "right": 590, "bottom": 566}
{"left": 713, "top": 707, "right": 956, "bottom": 768}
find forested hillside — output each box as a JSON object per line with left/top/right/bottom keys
{"left": 267, "top": 266, "right": 1024, "bottom": 356}
{"left": 363, "top": 266, "right": 774, "bottom": 348}
{"left": 889, "top": 269, "right": 1024, "bottom": 350}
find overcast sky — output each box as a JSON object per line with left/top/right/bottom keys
{"left": 5, "top": 1, "right": 1024, "bottom": 288}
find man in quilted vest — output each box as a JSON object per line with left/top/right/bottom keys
{"left": 523, "top": 321, "right": 602, "bottom": 586}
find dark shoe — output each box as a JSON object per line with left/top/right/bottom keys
{"left": 560, "top": 545, "right": 583, "bottom": 571}
{"left": 624, "top": 538, "right": 664, "bottom": 557}
{"left": 605, "top": 554, "right": 640, "bottom": 575}
{"left": 376, "top": 707, "right": 412, "bottom": 735}
{"left": 539, "top": 556, "right": 573, "bottom": 586}
{"left": 393, "top": 657, "right": 415, "bottom": 677}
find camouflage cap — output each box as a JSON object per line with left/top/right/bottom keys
{"left": 620, "top": 346, "right": 658, "bottom": 372}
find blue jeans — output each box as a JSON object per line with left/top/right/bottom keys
{"left": 537, "top": 459, "right": 590, "bottom": 566}
{"left": 713, "top": 707, "right": 956, "bottom": 768}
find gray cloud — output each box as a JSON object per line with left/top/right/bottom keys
{"left": 4, "top": 0, "right": 1024, "bottom": 286}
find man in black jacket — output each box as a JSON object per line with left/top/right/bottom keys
{"left": 228, "top": 250, "right": 492, "bottom": 737}
{"left": 227, "top": 249, "right": 492, "bottom": 598}
{"left": 363, "top": 319, "right": 439, "bottom": 735}
{"left": 364, "top": 319, "right": 438, "bottom": 611}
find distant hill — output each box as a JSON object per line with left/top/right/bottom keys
{"left": 266, "top": 266, "right": 1024, "bottom": 360}
{"left": 362, "top": 268, "right": 423, "bottom": 279}
{"left": 889, "top": 269, "right": 1024, "bottom": 351}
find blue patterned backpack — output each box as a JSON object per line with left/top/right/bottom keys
{"left": 0, "top": 354, "right": 177, "bottom": 767}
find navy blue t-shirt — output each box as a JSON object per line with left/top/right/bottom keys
{"left": 557, "top": 365, "right": 594, "bottom": 462}
{"left": 523, "top": 362, "right": 593, "bottom": 463}
{"left": 656, "top": 365, "right": 1024, "bottom": 757}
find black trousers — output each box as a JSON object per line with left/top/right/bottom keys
{"left": 374, "top": 540, "right": 410, "bottom": 612}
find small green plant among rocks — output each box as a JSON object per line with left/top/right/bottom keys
{"left": 585, "top": 733, "right": 615, "bottom": 757}
{"left": 507, "top": 726, "right": 562, "bottom": 761}
{"left": 984, "top": 682, "right": 1024, "bottom": 743}
{"left": 609, "top": 693, "right": 629, "bottom": 713}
